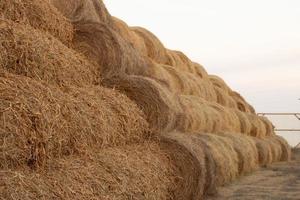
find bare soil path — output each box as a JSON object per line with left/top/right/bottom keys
{"left": 208, "top": 149, "right": 300, "bottom": 200}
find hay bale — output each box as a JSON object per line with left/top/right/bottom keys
{"left": 272, "top": 135, "right": 291, "bottom": 161}
{"left": 0, "top": 72, "right": 150, "bottom": 169}
{"left": 213, "top": 86, "right": 237, "bottom": 109}
{"left": 259, "top": 116, "right": 275, "bottom": 136}
{"left": 131, "top": 27, "right": 169, "bottom": 64}
{"left": 160, "top": 132, "right": 209, "bottom": 200}
{"left": 245, "top": 113, "right": 266, "bottom": 138}
{"left": 0, "top": 0, "right": 73, "bottom": 44}
{"left": 103, "top": 75, "right": 179, "bottom": 132}
{"left": 208, "top": 103, "right": 241, "bottom": 133}
{"left": 209, "top": 75, "right": 231, "bottom": 92}
{"left": 252, "top": 137, "right": 273, "bottom": 166}
{"left": 165, "top": 50, "right": 196, "bottom": 73}
{"left": 147, "top": 63, "right": 216, "bottom": 100}
{"left": 0, "top": 143, "right": 176, "bottom": 200}
{"left": 233, "top": 109, "right": 252, "bottom": 135}
{"left": 230, "top": 91, "right": 255, "bottom": 113}
{"left": 215, "top": 132, "right": 259, "bottom": 175}
{"left": 176, "top": 96, "right": 226, "bottom": 133}
{"left": 51, "top": 0, "right": 112, "bottom": 24}
{"left": 0, "top": 19, "right": 98, "bottom": 87}
{"left": 73, "top": 21, "right": 149, "bottom": 78}
{"left": 193, "top": 62, "right": 209, "bottom": 78}
{"left": 195, "top": 133, "right": 239, "bottom": 186}
{"left": 111, "top": 16, "right": 147, "bottom": 55}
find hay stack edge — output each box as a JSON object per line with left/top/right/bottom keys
{"left": 0, "top": 0, "right": 291, "bottom": 199}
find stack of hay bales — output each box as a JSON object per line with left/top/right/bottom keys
{"left": 0, "top": 0, "right": 291, "bottom": 199}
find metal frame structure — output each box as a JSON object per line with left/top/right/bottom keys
{"left": 257, "top": 113, "right": 300, "bottom": 132}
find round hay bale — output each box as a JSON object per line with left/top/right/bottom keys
{"left": 252, "top": 138, "right": 273, "bottom": 166}
{"left": 233, "top": 109, "right": 252, "bottom": 135}
{"left": 165, "top": 50, "right": 196, "bottom": 73}
{"left": 215, "top": 132, "right": 259, "bottom": 175}
{"left": 246, "top": 113, "right": 266, "bottom": 138}
{"left": 208, "top": 103, "right": 241, "bottom": 133}
{"left": 214, "top": 86, "right": 237, "bottom": 109}
{"left": 0, "top": 19, "right": 98, "bottom": 88}
{"left": 102, "top": 75, "right": 179, "bottom": 133}
{"left": 131, "top": 27, "right": 169, "bottom": 64}
{"left": 0, "top": 0, "right": 73, "bottom": 44}
{"left": 176, "top": 95, "right": 226, "bottom": 133}
{"left": 51, "top": 0, "right": 112, "bottom": 24}
{"left": 161, "top": 65, "right": 217, "bottom": 101}
{"left": 193, "top": 62, "right": 208, "bottom": 78}
{"left": 209, "top": 75, "right": 231, "bottom": 92}
{"left": 229, "top": 91, "right": 256, "bottom": 113}
{"left": 259, "top": 116, "right": 275, "bottom": 136}
{"left": 111, "top": 16, "right": 147, "bottom": 55}
{"left": 0, "top": 143, "right": 176, "bottom": 200}
{"left": 73, "top": 21, "right": 149, "bottom": 78}
{"left": 0, "top": 72, "right": 150, "bottom": 169}
{"left": 196, "top": 133, "right": 239, "bottom": 186}
{"left": 272, "top": 135, "right": 291, "bottom": 161}
{"left": 160, "top": 132, "right": 209, "bottom": 200}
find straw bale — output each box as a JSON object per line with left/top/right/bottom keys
{"left": 111, "top": 16, "right": 147, "bottom": 55}
{"left": 215, "top": 132, "right": 259, "bottom": 175}
{"left": 0, "top": 0, "right": 73, "bottom": 44}
{"left": 160, "top": 132, "right": 208, "bottom": 200}
{"left": 208, "top": 102, "right": 241, "bottom": 133}
{"left": 272, "top": 135, "right": 291, "bottom": 161}
{"left": 103, "top": 75, "right": 179, "bottom": 132}
{"left": 214, "top": 86, "right": 237, "bottom": 109}
{"left": 245, "top": 113, "right": 266, "bottom": 138}
{"left": 0, "top": 19, "right": 98, "bottom": 87}
{"left": 165, "top": 50, "right": 196, "bottom": 73}
{"left": 162, "top": 65, "right": 217, "bottom": 101}
{"left": 0, "top": 143, "right": 176, "bottom": 200}
{"left": 233, "top": 109, "right": 252, "bottom": 135}
{"left": 0, "top": 72, "right": 150, "bottom": 169}
{"left": 131, "top": 27, "right": 169, "bottom": 64}
{"left": 209, "top": 75, "right": 231, "bottom": 92}
{"left": 176, "top": 95, "right": 226, "bottom": 133}
{"left": 193, "top": 62, "right": 209, "bottom": 78}
{"left": 51, "top": 0, "right": 112, "bottom": 24}
{"left": 259, "top": 116, "right": 275, "bottom": 136}
{"left": 195, "top": 133, "right": 239, "bottom": 186}
{"left": 73, "top": 21, "right": 149, "bottom": 78}
{"left": 252, "top": 137, "right": 273, "bottom": 166}
{"left": 230, "top": 91, "right": 255, "bottom": 113}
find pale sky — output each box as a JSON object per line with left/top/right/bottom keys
{"left": 105, "top": 0, "right": 300, "bottom": 146}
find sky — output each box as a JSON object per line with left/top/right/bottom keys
{"left": 105, "top": 0, "right": 300, "bottom": 146}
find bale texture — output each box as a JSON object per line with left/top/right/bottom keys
{"left": 73, "top": 21, "right": 149, "bottom": 78}
{"left": 132, "top": 27, "right": 169, "bottom": 64}
{"left": 103, "top": 75, "right": 179, "bottom": 133}
{"left": 0, "top": 143, "right": 176, "bottom": 200}
{"left": 0, "top": 19, "right": 98, "bottom": 87}
{"left": 215, "top": 132, "right": 259, "bottom": 175}
{"left": 51, "top": 0, "right": 112, "bottom": 24}
{"left": 0, "top": 72, "right": 150, "bottom": 169}
{"left": 160, "top": 132, "right": 208, "bottom": 200}
{"left": 0, "top": 0, "right": 73, "bottom": 44}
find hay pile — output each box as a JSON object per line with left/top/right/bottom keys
{"left": 0, "top": 71, "right": 150, "bottom": 169}
{"left": 0, "top": 0, "right": 73, "bottom": 44}
{"left": 0, "top": 19, "right": 98, "bottom": 88}
{"left": 0, "top": 0, "right": 292, "bottom": 199}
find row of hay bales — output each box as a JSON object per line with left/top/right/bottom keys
{"left": 0, "top": 0, "right": 291, "bottom": 199}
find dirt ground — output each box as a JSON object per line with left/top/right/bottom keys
{"left": 208, "top": 149, "right": 300, "bottom": 200}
